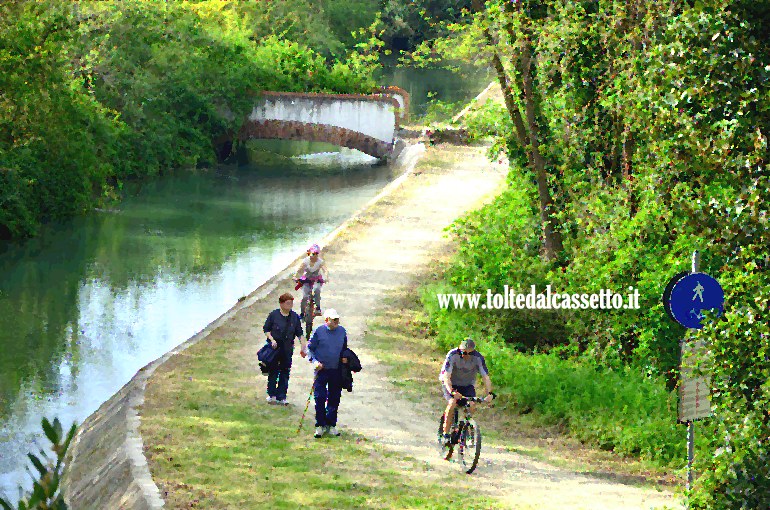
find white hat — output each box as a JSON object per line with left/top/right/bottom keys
{"left": 324, "top": 308, "right": 340, "bottom": 319}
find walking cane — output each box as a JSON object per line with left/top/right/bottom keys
{"left": 296, "top": 371, "right": 318, "bottom": 435}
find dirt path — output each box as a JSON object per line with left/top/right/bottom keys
{"left": 211, "top": 144, "right": 680, "bottom": 509}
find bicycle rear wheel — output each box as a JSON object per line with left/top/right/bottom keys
{"left": 437, "top": 414, "right": 454, "bottom": 460}
{"left": 458, "top": 419, "right": 482, "bottom": 474}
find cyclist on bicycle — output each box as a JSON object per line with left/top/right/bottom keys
{"left": 439, "top": 338, "right": 493, "bottom": 446}
{"left": 294, "top": 243, "right": 329, "bottom": 319}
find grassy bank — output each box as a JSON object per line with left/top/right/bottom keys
{"left": 140, "top": 333, "right": 499, "bottom": 509}
{"left": 432, "top": 1, "right": 770, "bottom": 503}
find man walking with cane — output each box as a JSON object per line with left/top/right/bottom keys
{"left": 307, "top": 309, "right": 348, "bottom": 438}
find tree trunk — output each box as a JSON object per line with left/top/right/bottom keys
{"left": 472, "top": 0, "right": 529, "bottom": 149}
{"left": 473, "top": 0, "right": 564, "bottom": 260}
{"left": 519, "top": 35, "right": 564, "bottom": 259}
{"left": 489, "top": 50, "right": 529, "bottom": 150}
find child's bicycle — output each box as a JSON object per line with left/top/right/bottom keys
{"left": 294, "top": 277, "right": 322, "bottom": 339}
{"left": 437, "top": 394, "right": 495, "bottom": 474}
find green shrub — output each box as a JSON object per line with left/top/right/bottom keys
{"left": 421, "top": 0, "right": 769, "bottom": 499}
{"left": 462, "top": 100, "right": 511, "bottom": 142}
{"left": 420, "top": 96, "right": 465, "bottom": 124}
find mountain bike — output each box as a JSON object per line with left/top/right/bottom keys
{"left": 437, "top": 395, "right": 494, "bottom": 474}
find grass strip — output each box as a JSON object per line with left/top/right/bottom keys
{"left": 141, "top": 333, "right": 500, "bottom": 509}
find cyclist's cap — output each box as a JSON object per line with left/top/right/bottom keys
{"left": 308, "top": 244, "right": 321, "bottom": 254}
{"left": 324, "top": 308, "right": 340, "bottom": 320}
{"left": 459, "top": 338, "right": 475, "bottom": 350}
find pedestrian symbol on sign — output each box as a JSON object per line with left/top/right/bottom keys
{"left": 692, "top": 282, "right": 704, "bottom": 302}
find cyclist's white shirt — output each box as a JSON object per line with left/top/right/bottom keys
{"left": 439, "top": 349, "right": 489, "bottom": 387}
{"left": 298, "top": 256, "right": 324, "bottom": 278}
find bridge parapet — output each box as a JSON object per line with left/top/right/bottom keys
{"left": 234, "top": 89, "right": 408, "bottom": 160}
{"left": 375, "top": 86, "right": 409, "bottom": 124}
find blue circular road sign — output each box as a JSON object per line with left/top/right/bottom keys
{"left": 667, "top": 272, "right": 724, "bottom": 329}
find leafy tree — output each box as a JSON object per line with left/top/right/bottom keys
{"left": 0, "top": 0, "right": 379, "bottom": 241}
{"left": 424, "top": 1, "right": 769, "bottom": 503}
{"left": 429, "top": 0, "right": 565, "bottom": 261}
{"left": 379, "top": 0, "right": 474, "bottom": 52}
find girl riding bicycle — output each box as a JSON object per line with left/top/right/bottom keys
{"left": 294, "top": 243, "right": 329, "bottom": 319}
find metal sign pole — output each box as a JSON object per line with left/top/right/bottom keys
{"left": 665, "top": 249, "right": 721, "bottom": 497}
{"left": 686, "top": 250, "right": 699, "bottom": 491}
{"left": 687, "top": 421, "right": 694, "bottom": 489}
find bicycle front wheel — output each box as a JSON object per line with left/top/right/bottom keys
{"left": 304, "top": 299, "right": 315, "bottom": 339}
{"left": 437, "top": 414, "right": 454, "bottom": 461}
{"left": 458, "top": 419, "right": 482, "bottom": 474}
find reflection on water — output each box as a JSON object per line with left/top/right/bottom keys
{"left": 378, "top": 65, "right": 492, "bottom": 117}
{"left": 0, "top": 151, "right": 396, "bottom": 499}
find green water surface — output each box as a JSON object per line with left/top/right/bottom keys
{"left": 0, "top": 152, "right": 395, "bottom": 497}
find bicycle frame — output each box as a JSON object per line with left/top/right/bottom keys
{"left": 450, "top": 402, "right": 476, "bottom": 445}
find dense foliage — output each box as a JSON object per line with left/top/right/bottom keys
{"left": 422, "top": 0, "right": 769, "bottom": 505}
{"left": 0, "top": 0, "right": 379, "bottom": 240}
{"left": 240, "top": 0, "right": 381, "bottom": 58}
{"left": 379, "top": 0, "right": 473, "bottom": 51}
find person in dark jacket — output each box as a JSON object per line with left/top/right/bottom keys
{"left": 340, "top": 347, "right": 361, "bottom": 392}
{"left": 307, "top": 308, "right": 348, "bottom": 438}
{"left": 263, "top": 293, "right": 306, "bottom": 405}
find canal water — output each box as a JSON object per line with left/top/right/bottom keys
{"left": 0, "top": 67, "right": 491, "bottom": 501}
{"left": 379, "top": 65, "right": 492, "bottom": 116}
{"left": 0, "top": 145, "right": 396, "bottom": 500}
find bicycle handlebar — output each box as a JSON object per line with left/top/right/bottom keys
{"left": 456, "top": 393, "right": 496, "bottom": 405}
{"left": 295, "top": 276, "right": 324, "bottom": 283}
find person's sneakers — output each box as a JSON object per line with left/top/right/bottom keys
{"left": 266, "top": 396, "right": 278, "bottom": 405}
{"left": 277, "top": 399, "right": 289, "bottom": 406}
{"left": 313, "top": 308, "right": 322, "bottom": 317}
{"left": 314, "top": 426, "right": 325, "bottom": 438}
{"left": 327, "top": 426, "right": 340, "bottom": 437}
{"left": 442, "top": 433, "right": 452, "bottom": 446}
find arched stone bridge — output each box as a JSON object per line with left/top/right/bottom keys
{"left": 218, "top": 87, "right": 409, "bottom": 161}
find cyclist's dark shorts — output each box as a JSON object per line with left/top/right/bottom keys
{"left": 442, "top": 384, "right": 476, "bottom": 402}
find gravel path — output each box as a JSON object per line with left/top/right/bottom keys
{"left": 138, "top": 143, "right": 681, "bottom": 509}
{"left": 258, "top": 144, "right": 681, "bottom": 509}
